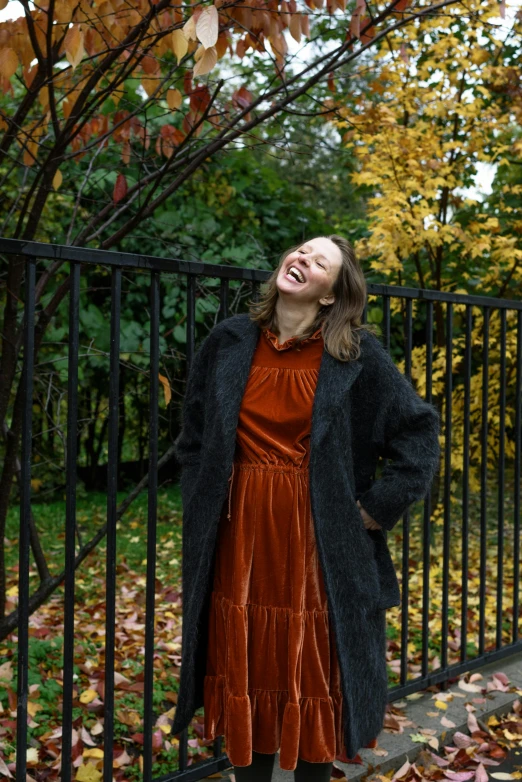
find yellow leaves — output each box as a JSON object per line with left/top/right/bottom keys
{"left": 171, "top": 29, "right": 188, "bottom": 62}
{"left": 0, "top": 48, "right": 19, "bottom": 80}
{"left": 193, "top": 44, "right": 217, "bottom": 77}
{"left": 75, "top": 764, "right": 102, "bottom": 782}
{"left": 53, "top": 169, "right": 63, "bottom": 190}
{"left": 79, "top": 689, "right": 98, "bottom": 704}
{"left": 116, "top": 708, "right": 141, "bottom": 727}
{"left": 27, "top": 701, "right": 44, "bottom": 718}
{"left": 0, "top": 660, "right": 13, "bottom": 681}
{"left": 434, "top": 699, "right": 448, "bottom": 709}
{"left": 166, "top": 88, "right": 182, "bottom": 111}
{"left": 175, "top": 6, "right": 220, "bottom": 77}
{"left": 83, "top": 748, "right": 104, "bottom": 759}
{"left": 183, "top": 15, "right": 198, "bottom": 42}
{"left": 64, "top": 24, "right": 85, "bottom": 70}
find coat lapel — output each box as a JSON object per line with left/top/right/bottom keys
{"left": 311, "top": 348, "right": 362, "bottom": 446}
{"left": 215, "top": 315, "right": 363, "bottom": 450}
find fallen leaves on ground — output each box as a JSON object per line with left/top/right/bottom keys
{"left": 1, "top": 491, "right": 521, "bottom": 779}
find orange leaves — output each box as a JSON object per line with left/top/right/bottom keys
{"left": 53, "top": 0, "right": 74, "bottom": 24}
{"left": 166, "top": 88, "right": 183, "bottom": 111}
{"left": 232, "top": 86, "right": 253, "bottom": 121}
{"left": 349, "top": 0, "right": 375, "bottom": 44}
{"left": 0, "top": 47, "right": 18, "bottom": 80}
{"left": 21, "top": 121, "right": 46, "bottom": 167}
{"left": 155, "top": 125, "right": 185, "bottom": 158}
{"left": 113, "top": 173, "right": 128, "bottom": 204}
{"left": 189, "top": 84, "right": 211, "bottom": 115}
{"left": 109, "top": 111, "right": 150, "bottom": 164}
{"left": 64, "top": 24, "right": 85, "bottom": 70}
{"left": 289, "top": 13, "right": 302, "bottom": 43}
{"left": 232, "top": 86, "right": 253, "bottom": 110}
{"left": 140, "top": 50, "right": 162, "bottom": 97}
{"left": 158, "top": 374, "right": 172, "bottom": 406}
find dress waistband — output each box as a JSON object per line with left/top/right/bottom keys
{"left": 231, "top": 461, "right": 309, "bottom": 474}
{"left": 225, "top": 460, "right": 308, "bottom": 521}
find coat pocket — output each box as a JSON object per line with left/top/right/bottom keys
{"left": 366, "top": 528, "right": 401, "bottom": 609}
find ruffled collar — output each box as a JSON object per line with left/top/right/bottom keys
{"left": 263, "top": 324, "right": 324, "bottom": 351}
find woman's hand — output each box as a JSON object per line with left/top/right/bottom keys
{"left": 357, "top": 499, "right": 382, "bottom": 531}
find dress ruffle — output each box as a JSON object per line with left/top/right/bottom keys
{"left": 263, "top": 325, "right": 324, "bottom": 351}
{"left": 204, "top": 591, "right": 355, "bottom": 766}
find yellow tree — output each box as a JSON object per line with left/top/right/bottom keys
{"left": 330, "top": 0, "right": 521, "bottom": 502}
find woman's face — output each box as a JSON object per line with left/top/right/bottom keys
{"left": 276, "top": 237, "right": 343, "bottom": 307}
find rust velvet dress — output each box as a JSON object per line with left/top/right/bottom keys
{"left": 203, "top": 325, "right": 377, "bottom": 770}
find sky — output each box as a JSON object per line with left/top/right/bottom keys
{"left": 0, "top": 0, "right": 518, "bottom": 201}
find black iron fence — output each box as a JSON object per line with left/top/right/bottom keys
{"left": 1, "top": 237, "right": 521, "bottom": 782}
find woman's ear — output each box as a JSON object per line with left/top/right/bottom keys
{"left": 319, "top": 293, "right": 335, "bottom": 306}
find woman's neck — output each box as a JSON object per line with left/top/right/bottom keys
{"left": 273, "top": 308, "right": 321, "bottom": 344}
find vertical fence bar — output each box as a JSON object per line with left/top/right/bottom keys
{"left": 400, "top": 299, "right": 412, "bottom": 686}
{"left": 219, "top": 278, "right": 229, "bottom": 321}
{"left": 382, "top": 296, "right": 391, "bottom": 351}
{"left": 16, "top": 257, "right": 36, "bottom": 782}
{"left": 441, "top": 302, "right": 453, "bottom": 671}
{"left": 381, "top": 293, "right": 391, "bottom": 667}
{"left": 103, "top": 267, "right": 121, "bottom": 782}
{"left": 460, "top": 305, "right": 472, "bottom": 664}
{"left": 186, "top": 274, "right": 196, "bottom": 370}
{"left": 143, "top": 272, "right": 160, "bottom": 781}
{"left": 513, "top": 311, "right": 522, "bottom": 645}
{"left": 496, "top": 310, "right": 506, "bottom": 649}
{"left": 479, "top": 308, "right": 489, "bottom": 656}
{"left": 421, "top": 300, "right": 434, "bottom": 678}
{"left": 62, "top": 262, "right": 81, "bottom": 782}
{"left": 178, "top": 270, "right": 197, "bottom": 770}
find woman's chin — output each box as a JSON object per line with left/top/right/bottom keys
{"left": 276, "top": 279, "right": 307, "bottom": 296}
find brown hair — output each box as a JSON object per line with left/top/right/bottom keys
{"left": 247, "top": 234, "right": 378, "bottom": 362}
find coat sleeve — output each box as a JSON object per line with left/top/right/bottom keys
{"left": 357, "top": 338, "right": 441, "bottom": 532}
{"left": 173, "top": 329, "right": 217, "bottom": 468}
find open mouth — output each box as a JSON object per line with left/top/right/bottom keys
{"left": 285, "top": 265, "right": 306, "bottom": 284}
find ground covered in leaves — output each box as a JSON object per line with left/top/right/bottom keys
{"left": 1, "top": 487, "right": 521, "bottom": 780}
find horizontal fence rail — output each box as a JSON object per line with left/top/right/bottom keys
{"left": 0, "top": 237, "right": 521, "bottom": 781}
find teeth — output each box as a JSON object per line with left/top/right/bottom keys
{"left": 288, "top": 266, "right": 305, "bottom": 283}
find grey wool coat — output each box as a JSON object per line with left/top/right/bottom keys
{"left": 170, "top": 312, "right": 440, "bottom": 757}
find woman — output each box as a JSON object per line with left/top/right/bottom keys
{"left": 170, "top": 235, "right": 440, "bottom": 781}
